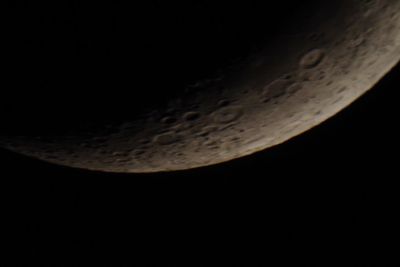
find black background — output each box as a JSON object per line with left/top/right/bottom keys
{"left": 2, "top": 1, "right": 400, "bottom": 265}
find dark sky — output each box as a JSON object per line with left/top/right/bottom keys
{"left": 2, "top": 1, "right": 400, "bottom": 265}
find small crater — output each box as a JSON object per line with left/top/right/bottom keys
{"left": 229, "top": 136, "right": 241, "bottom": 143}
{"left": 285, "top": 83, "right": 302, "bottom": 95}
{"left": 361, "top": 0, "right": 379, "bottom": 4}
{"left": 308, "top": 32, "right": 324, "bottom": 42}
{"left": 197, "top": 125, "right": 219, "bottom": 137}
{"left": 132, "top": 149, "right": 146, "bottom": 157}
{"left": 332, "top": 96, "right": 344, "bottom": 104}
{"left": 139, "top": 138, "right": 151, "bottom": 145}
{"left": 153, "top": 131, "right": 179, "bottom": 145}
{"left": 213, "top": 106, "right": 243, "bottom": 124}
{"left": 337, "top": 86, "right": 347, "bottom": 93}
{"left": 300, "top": 49, "right": 325, "bottom": 69}
{"left": 183, "top": 111, "right": 200, "bottom": 121}
{"left": 218, "top": 99, "right": 230, "bottom": 107}
{"left": 161, "top": 116, "right": 177, "bottom": 124}
{"left": 112, "top": 151, "right": 130, "bottom": 158}
{"left": 281, "top": 73, "right": 295, "bottom": 80}
{"left": 362, "top": 0, "right": 382, "bottom": 16}
{"left": 115, "top": 157, "right": 132, "bottom": 164}
{"left": 301, "top": 70, "right": 326, "bottom": 81}
{"left": 348, "top": 32, "right": 365, "bottom": 48}
{"left": 204, "top": 140, "right": 219, "bottom": 149}
{"left": 262, "top": 79, "right": 293, "bottom": 103}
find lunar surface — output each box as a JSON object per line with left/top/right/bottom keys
{"left": 2, "top": 0, "right": 400, "bottom": 173}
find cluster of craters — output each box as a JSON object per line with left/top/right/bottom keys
{"left": 1, "top": 0, "right": 400, "bottom": 172}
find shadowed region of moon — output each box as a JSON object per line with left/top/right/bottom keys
{"left": 1, "top": 0, "right": 400, "bottom": 173}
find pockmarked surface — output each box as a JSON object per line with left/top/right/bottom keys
{"left": 2, "top": 0, "right": 400, "bottom": 173}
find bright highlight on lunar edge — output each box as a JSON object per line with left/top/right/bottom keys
{"left": 1, "top": 0, "right": 400, "bottom": 173}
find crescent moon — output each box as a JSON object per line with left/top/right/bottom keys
{"left": 2, "top": 0, "right": 400, "bottom": 173}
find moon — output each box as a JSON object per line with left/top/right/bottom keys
{"left": 2, "top": 0, "right": 400, "bottom": 173}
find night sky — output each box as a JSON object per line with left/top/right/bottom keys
{"left": 2, "top": 1, "right": 400, "bottom": 265}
